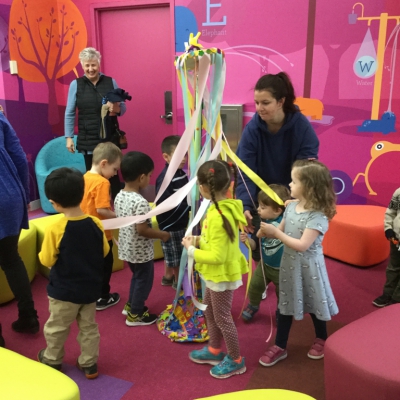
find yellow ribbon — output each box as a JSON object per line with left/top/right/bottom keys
{"left": 221, "top": 141, "right": 284, "bottom": 206}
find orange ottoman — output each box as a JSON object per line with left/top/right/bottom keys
{"left": 323, "top": 205, "right": 389, "bottom": 267}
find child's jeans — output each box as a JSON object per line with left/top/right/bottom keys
{"left": 383, "top": 242, "right": 400, "bottom": 302}
{"left": 127, "top": 260, "right": 154, "bottom": 315}
{"left": 204, "top": 287, "right": 240, "bottom": 360}
{"left": 101, "top": 239, "right": 114, "bottom": 299}
{"left": 101, "top": 240, "right": 114, "bottom": 299}
{"left": 43, "top": 297, "right": 99, "bottom": 367}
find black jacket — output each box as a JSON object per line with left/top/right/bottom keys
{"left": 76, "top": 75, "right": 114, "bottom": 152}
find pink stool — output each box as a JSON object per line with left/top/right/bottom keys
{"left": 324, "top": 304, "right": 400, "bottom": 399}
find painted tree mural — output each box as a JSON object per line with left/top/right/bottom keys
{"left": 9, "top": 0, "right": 87, "bottom": 126}
{"left": 0, "top": 15, "right": 9, "bottom": 72}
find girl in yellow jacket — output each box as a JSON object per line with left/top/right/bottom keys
{"left": 182, "top": 160, "right": 248, "bottom": 379}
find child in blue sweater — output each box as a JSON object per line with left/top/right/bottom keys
{"left": 240, "top": 184, "right": 291, "bottom": 321}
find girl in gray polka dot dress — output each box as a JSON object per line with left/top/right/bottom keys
{"left": 257, "top": 160, "right": 338, "bottom": 367}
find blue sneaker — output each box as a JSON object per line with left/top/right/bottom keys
{"left": 241, "top": 304, "right": 259, "bottom": 321}
{"left": 210, "top": 355, "right": 246, "bottom": 379}
{"left": 189, "top": 346, "right": 226, "bottom": 365}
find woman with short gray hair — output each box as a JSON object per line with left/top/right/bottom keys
{"left": 78, "top": 47, "right": 101, "bottom": 65}
{"left": 64, "top": 47, "right": 127, "bottom": 199}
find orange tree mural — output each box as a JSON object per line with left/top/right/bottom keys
{"left": 9, "top": 0, "right": 87, "bottom": 126}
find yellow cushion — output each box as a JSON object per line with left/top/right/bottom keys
{"left": 0, "top": 223, "right": 37, "bottom": 304}
{"left": 196, "top": 389, "right": 316, "bottom": 400}
{"left": 30, "top": 214, "right": 123, "bottom": 277}
{"left": 0, "top": 347, "right": 79, "bottom": 400}
{"left": 111, "top": 229, "right": 124, "bottom": 271}
{"left": 30, "top": 214, "right": 63, "bottom": 278}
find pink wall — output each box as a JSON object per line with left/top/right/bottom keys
{"left": 175, "top": 0, "right": 400, "bottom": 206}
{"left": 1, "top": 0, "right": 400, "bottom": 206}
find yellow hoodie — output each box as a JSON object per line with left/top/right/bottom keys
{"left": 194, "top": 199, "right": 249, "bottom": 283}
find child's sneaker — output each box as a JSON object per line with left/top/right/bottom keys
{"left": 259, "top": 345, "right": 287, "bottom": 367}
{"left": 96, "top": 293, "right": 120, "bottom": 311}
{"left": 126, "top": 310, "right": 157, "bottom": 326}
{"left": 122, "top": 303, "right": 149, "bottom": 316}
{"left": 161, "top": 276, "right": 174, "bottom": 286}
{"left": 76, "top": 359, "right": 98, "bottom": 379}
{"left": 241, "top": 304, "right": 259, "bottom": 321}
{"left": 37, "top": 349, "right": 62, "bottom": 371}
{"left": 372, "top": 294, "right": 391, "bottom": 308}
{"left": 308, "top": 338, "right": 325, "bottom": 359}
{"left": 210, "top": 355, "right": 246, "bottom": 379}
{"left": 189, "top": 346, "right": 226, "bottom": 365}
{"left": 122, "top": 302, "right": 131, "bottom": 316}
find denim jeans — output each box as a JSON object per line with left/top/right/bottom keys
{"left": 127, "top": 260, "right": 154, "bottom": 315}
{"left": 0, "top": 234, "right": 36, "bottom": 317}
{"left": 383, "top": 242, "right": 400, "bottom": 302}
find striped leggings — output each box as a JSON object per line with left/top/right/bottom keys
{"left": 204, "top": 287, "right": 240, "bottom": 359}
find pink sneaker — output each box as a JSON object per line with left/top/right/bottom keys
{"left": 308, "top": 338, "right": 325, "bottom": 359}
{"left": 259, "top": 345, "right": 287, "bottom": 367}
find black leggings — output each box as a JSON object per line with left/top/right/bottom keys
{"left": 0, "top": 234, "right": 36, "bottom": 317}
{"left": 275, "top": 310, "right": 328, "bottom": 349}
{"left": 83, "top": 154, "right": 122, "bottom": 201}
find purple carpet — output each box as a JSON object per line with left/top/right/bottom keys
{"left": 62, "top": 364, "right": 133, "bottom": 400}
{"left": 0, "top": 210, "right": 389, "bottom": 399}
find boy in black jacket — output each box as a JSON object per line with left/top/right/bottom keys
{"left": 155, "top": 136, "right": 190, "bottom": 289}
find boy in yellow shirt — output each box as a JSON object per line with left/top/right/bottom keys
{"left": 38, "top": 167, "right": 109, "bottom": 378}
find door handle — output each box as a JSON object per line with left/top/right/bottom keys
{"left": 160, "top": 112, "right": 173, "bottom": 121}
{"left": 162, "top": 91, "right": 173, "bottom": 124}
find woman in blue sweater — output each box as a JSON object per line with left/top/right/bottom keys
{"left": 0, "top": 109, "right": 39, "bottom": 347}
{"left": 236, "top": 72, "right": 319, "bottom": 232}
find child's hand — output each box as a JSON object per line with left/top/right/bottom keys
{"left": 256, "top": 228, "right": 264, "bottom": 238}
{"left": 182, "top": 235, "right": 195, "bottom": 249}
{"left": 239, "top": 232, "right": 248, "bottom": 243}
{"left": 243, "top": 210, "right": 254, "bottom": 233}
{"left": 161, "top": 231, "right": 171, "bottom": 242}
{"left": 385, "top": 229, "right": 396, "bottom": 241}
{"left": 285, "top": 199, "right": 297, "bottom": 207}
{"left": 259, "top": 222, "right": 277, "bottom": 238}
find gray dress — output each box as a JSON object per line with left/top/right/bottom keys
{"left": 279, "top": 202, "right": 338, "bottom": 321}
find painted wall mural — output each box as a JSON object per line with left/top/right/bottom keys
{"left": 175, "top": 0, "right": 400, "bottom": 207}
{"left": 0, "top": 0, "right": 399, "bottom": 206}
{"left": 9, "top": 0, "right": 86, "bottom": 127}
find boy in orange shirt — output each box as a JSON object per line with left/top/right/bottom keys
{"left": 81, "top": 142, "right": 122, "bottom": 310}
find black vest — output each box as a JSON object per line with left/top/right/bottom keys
{"left": 76, "top": 75, "right": 114, "bottom": 152}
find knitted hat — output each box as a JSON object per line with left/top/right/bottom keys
{"left": 104, "top": 88, "right": 132, "bottom": 103}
